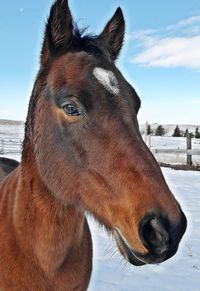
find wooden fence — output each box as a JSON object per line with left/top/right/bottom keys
{"left": 145, "top": 133, "right": 200, "bottom": 166}
{"left": 1, "top": 132, "right": 200, "bottom": 166}
{"left": 0, "top": 138, "right": 22, "bottom": 155}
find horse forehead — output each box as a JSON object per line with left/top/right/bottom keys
{"left": 47, "top": 52, "right": 94, "bottom": 88}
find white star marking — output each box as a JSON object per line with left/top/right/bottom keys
{"left": 93, "top": 67, "right": 120, "bottom": 95}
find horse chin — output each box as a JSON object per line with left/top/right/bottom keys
{"left": 113, "top": 227, "right": 146, "bottom": 266}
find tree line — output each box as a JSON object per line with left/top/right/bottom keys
{"left": 147, "top": 125, "right": 200, "bottom": 138}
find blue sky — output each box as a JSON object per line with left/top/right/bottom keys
{"left": 0, "top": 0, "right": 199, "bottom": 124}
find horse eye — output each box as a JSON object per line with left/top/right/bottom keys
{"left": 62, "top": 103, "right": 81, "bottom": 116}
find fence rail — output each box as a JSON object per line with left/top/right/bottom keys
{"left": 0, "top": 138, "right": 22, "bottom": 154}
{"left": 152, "top": 148, "right": 200, "bottom": 155}
{"left": 144, "top": 133, "right": 200, "bottom": 166}
{"left": 142, "top": 122, "right": 200, "bottom": 166}
{"left": 1, "top": 132, "right": 200, "bottom": 167}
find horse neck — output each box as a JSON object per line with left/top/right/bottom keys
{"left": 14, "top": 140, "right": 85, "bottom": 275}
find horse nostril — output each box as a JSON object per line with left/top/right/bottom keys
{"left": 139, "top": 215, "right": 170, "bottom": 255}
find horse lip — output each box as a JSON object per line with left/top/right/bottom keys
{"left": 114, "top": 227, "right": 146, "bottom": 266}
{"left": 114, "top": 227, "right": 175, "bottom": 265}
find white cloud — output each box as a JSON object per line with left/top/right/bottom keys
{"left": 132, "top": 36, "right": 200, "bottom": 69}
{"left": 192, "top": 99, "right": 200, "bottom": 105}
{"left": 127, "top": 29, "right": 157, "bottom": 40}
{"left": 130, "top": 15, "right": 200, "bottom": 69}
{"left": 126, "top": 29, "right": 158, "bottom": 48}
{"left": 166, "top": 15, "right": 200, "bottom": 31}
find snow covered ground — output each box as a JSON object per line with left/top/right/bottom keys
{"left": 0, "top": 120, "right": 200, "bottom": 290}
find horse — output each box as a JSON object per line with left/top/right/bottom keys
{"left": 0, "top": 157, "right": 19, "bottom": 182}
{"left": 0, "top": 0, "right": 187, "bottom": 290}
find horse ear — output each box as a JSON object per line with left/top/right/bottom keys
{"left": 41, "top": 0, "right": 73, "bottom": 65}
{"left": 99, "top": 7, "right": 125, "bottom": 61}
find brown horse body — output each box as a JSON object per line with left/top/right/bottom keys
{"left": 0, "top": 1, "right": 186, "bottom": 290}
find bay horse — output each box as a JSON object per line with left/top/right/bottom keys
{"left": 0, "top": 0, "right": 187, "bottom": 290}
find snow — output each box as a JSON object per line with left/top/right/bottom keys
{"left": 0, "top": 120, "right": 200, "bottom": 290}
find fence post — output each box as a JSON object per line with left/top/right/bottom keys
{"left": 148, "top": 134, "right": 151, "bottom": 149}
{"left": 144, "top": 121, "right": 148, "bottom": 144}
{"left": 186, "top": 133, "right": 192, "bottom": 166}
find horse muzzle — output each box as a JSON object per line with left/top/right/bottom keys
{"left": 114, "top": 209, "right": 187, "bottom": 266}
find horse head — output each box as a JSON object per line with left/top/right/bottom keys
{"left": 24, "top": 0, "right": 186, "bottom": 266}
